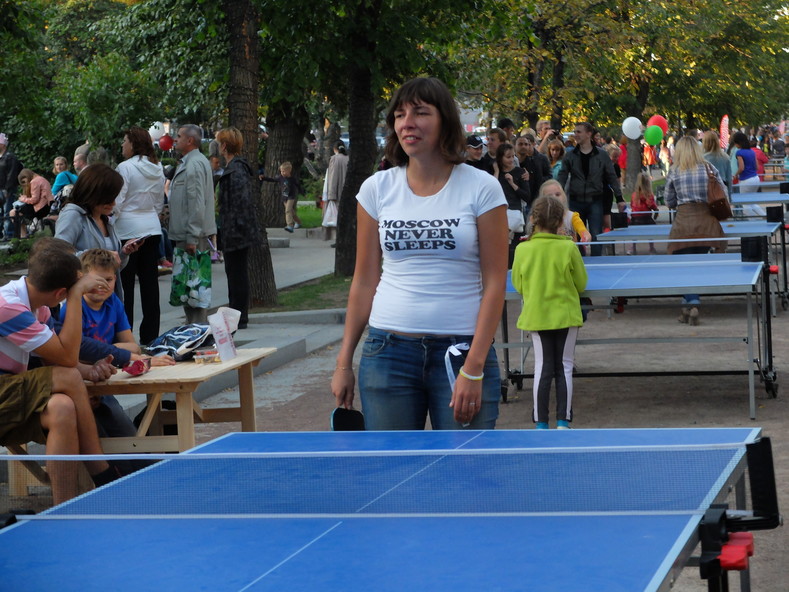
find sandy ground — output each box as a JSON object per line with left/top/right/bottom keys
{"left": 194, "top": 295, "right": 788, "bottom": 591}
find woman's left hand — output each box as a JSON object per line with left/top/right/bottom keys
{"left": 580, "top": 230, "right": 592, "bottom": 243}
{"left": 450, "top": 374, "right": 483, "bottom": 425}
{"left": 122, "top": 240, "right": 141, "bottom": 255}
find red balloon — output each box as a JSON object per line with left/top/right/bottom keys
{"left": 158, "top": 135, "right": 174, "bottom": 151}
{"left": 646, "top": 115, "right": 668, "bottom": 134}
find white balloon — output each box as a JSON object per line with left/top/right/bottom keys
{"left": 622, "top": 117, "right": 643, "bottom": 140}
{"left": 148, "top": 123, "right": 165, "bottom": 141}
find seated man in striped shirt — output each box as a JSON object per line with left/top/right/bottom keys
{"left": 0, "top": 237, "right": 122, "bottom": 504}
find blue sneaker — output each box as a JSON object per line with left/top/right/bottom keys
{"left": 284, "top": 226, "right": 294, "bottom": 233}
{"left": 535, "top": 422, "right": 549, "bottom": 430}
{"left": 556, "top": 420, "right": 571, "bottom": 430}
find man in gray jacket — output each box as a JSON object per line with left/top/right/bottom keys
{"left": 169, "top": 124, "right": 216, "bottom": 323}
{"left": 557, "top": 122, "right": 625, "bottom": 256}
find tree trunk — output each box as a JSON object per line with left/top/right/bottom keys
{"left": 549, "top": 54, "right": 565, "bottom": 131}
{"left": 259, "top": 100, "right": 310, "bottom": 227}
{"left": 223, "top": 0, "right": 277, "bottom": 306}
{"left": 625, "top": 137, "right": 642, "bottom": 196}
{"left": 335, "top": 60, "right": 377, "bottom": 277}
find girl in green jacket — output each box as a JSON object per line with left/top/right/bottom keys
{"left": 511, "top": 196, "right": 587, "bottom": 429}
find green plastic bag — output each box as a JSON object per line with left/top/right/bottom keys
{"left": 169, "top": 248, "right": 212, "bottom": 308}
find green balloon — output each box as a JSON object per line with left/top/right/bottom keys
{"left": 644, "top": 125, "right": 663, "bottom": 146}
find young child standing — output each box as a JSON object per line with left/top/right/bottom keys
{"left": 511, "top": 196, "right": 587, "bottom": 429}
{"left": 262, "top": 161, "right": 302, "bottom": 233}
{"left": 629, "top": 172, "right": 659, "bottom": 254}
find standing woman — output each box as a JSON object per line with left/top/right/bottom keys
{"left": 55, "top": 163, "right": 140, "bottom": 299}
{"left": 731, "top": 131, "right": 759, "bottom": 190}
{"left": 215, "top": 127, "right": 261, "bottom": 330}
{"left": 495, "top": 142, "right": 530, "bottom": 267}
{"left": 114, "top": 127, "right": 166, "bottom": 344}
{"left": 665, "top": 136, "right": 727, "bottom": 325}
{"left": 702, "top": 131, "right": 732, "bottom": 198}
{"left": 331, "top": 77, "right": 508, "bottom": 430}
{"left": 547, "top": 139, "right": 565, "bottom": 179}
{"left": 322, "top": 140, "right": 348, "bottom": 241}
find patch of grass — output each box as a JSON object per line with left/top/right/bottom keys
{"left": 252, "top": 273, "right": 351, "bottom": 313}
{"left": 0, "top": 230, "right": 50, "bottom": 273}
{"left": 296, "top": 204, "right": 323, "bottom": 228}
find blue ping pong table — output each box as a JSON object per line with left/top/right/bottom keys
{"left": 599, "top": 220, "right": 788, "bottom": 310}
{"left": 733, "top": 180, "right": 787, "bottom": 192}
{"left": 601, "top": 220, "right": 780, "bottom": 246}
{"left": 0, "top": 428, "right": 764, "bottom": 591}
{"left": 502, "top": 255, "right": 775, "bottom": 417}
{"left": 732, "top": 193, "right": 789, "bottom": 208}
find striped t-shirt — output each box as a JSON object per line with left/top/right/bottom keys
{"left": 0, "top": 278, "right": 54, "bottom": 375}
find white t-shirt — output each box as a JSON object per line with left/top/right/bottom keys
{"left": 357, "top": 164, "right": 506, "bottom": 334}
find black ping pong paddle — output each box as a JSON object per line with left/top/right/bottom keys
{"left": 331, "top": 407, "right": 365, "bottom": 431}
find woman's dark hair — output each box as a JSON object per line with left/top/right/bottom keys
{"left": 17, "top": 168, "right": 35, "bottom": 197}
{"left": 731, "top": 131, "right": 750, "bottom": 150}
{"left": 495, "top": 143, "right": 514, "bottom": 170}
{"left": 384, "top": 77, "right": 465, "bottom": 166}
{"left": 334, "top": 141, "right": 347, "bottom": 155}
{"left": 125, "top": 126, "right": 158, "bottom": 164}
{"left": 68, "top": 163, "right": 123, "bottom": 215}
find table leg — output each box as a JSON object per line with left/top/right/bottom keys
{"left": 237, "top": 362, "right": 257, "bottom": 432}
{"left": 136, "top": 393, "right": 163, "bottom": 437}
{"left": 175, "top": 392, "right": 197, "bottom": 451}
{"left": 747, "top": 293, "right": 756, "bottom": 420}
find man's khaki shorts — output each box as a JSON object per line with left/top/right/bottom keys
{"left": 0, "top": 366, "right": 53, "bottom": 445}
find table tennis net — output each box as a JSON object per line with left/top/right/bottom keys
{"left": 2, "top": 444, "right": 746, "bottom": 519}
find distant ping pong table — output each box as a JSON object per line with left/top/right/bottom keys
{"left": 501, "top": 254, "right": 777, "bottom": 418}
{"left": 601, "top": 220, "right": 780, "bottom": 247}
{"left": 732, "top": 180, "right": 787, "bottom": 192}
{"left": 600, "top": 220, "right": 787, "bottom": 309}
{"left": 0, "top": 428, "right": 778, "bottom": 592}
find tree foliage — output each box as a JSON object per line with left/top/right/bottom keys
{"left": 450, "top": 0, "right": 789, "bottom": 135}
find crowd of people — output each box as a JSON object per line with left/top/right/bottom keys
{"left": 0, "top": 124, "right": 259, "bottom": 503}
{"left": 332, "top": 77, "right": 789, "bottom": 435}
{"left": 1, "top": 83, "right": 788, "bottom": 502}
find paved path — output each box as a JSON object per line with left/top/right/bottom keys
{"left": 119, "top": 230, "right": 343, "bottom": 416}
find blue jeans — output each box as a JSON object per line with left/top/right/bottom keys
{"left": 358, "top": 327, "right": 501, "bottom": 430}
{"left": 2, "top": 191, "right": 14, "bottom": 239}
{"left": 569, "top": 199, "right": 604, "bottom": 256}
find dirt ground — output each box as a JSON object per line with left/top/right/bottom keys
{"left": 194, "top": 294, "right": 789, "bottom": 591}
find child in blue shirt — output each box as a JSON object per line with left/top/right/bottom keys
{"left": 60, "top": 249, "right": 173, "bottom": 466}
{"left": 61, "top": 249, "right": 175, "bottom": 366}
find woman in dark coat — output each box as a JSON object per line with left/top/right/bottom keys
{"left": 215, "top": 127, "right": 262, "bottom": 329}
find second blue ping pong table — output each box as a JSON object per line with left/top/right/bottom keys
{"left": 0, "top": 428, "right": 778, "bottom": 592}
{"left": 502, "top": 254, "right": 776, "bottom": 417}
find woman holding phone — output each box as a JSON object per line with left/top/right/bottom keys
{"left": 55, "top": 163, "right": 141, "bottom": 299}
{"left": 114, "top": 126, "right": 166, "bottom": 345}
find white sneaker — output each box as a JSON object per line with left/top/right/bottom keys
{"left": 293, "top": 223, "right": 301, "bottom": 229}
